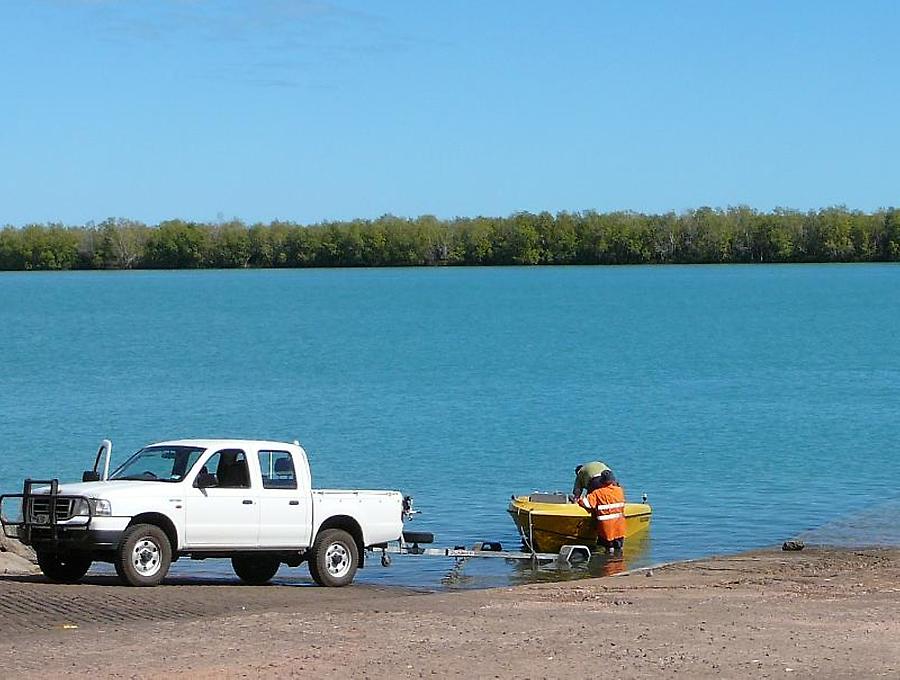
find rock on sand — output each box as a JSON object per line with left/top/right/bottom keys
{"left": 0, "top": 532, "right": 38, "bottom": 575}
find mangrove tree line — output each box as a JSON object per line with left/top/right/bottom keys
{"left": 1, "top": 206, "right": 899, "bottom": 270}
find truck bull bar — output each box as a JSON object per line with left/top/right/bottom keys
{"left": 0, "top": 478, "right": 94, "bottom": 545}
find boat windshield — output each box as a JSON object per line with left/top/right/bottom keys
{"left": 109, "top": 446, "right": 206, "bottom": 483}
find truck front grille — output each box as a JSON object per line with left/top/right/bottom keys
{"left": 29, "top": 497, "right": 76, "bottom": 523}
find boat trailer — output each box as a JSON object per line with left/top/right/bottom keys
{"left": 372, "top": 536, "right": 593, "bottom": 569}
{"left": 370, "top": 496, "right": 595, "bottom": 570}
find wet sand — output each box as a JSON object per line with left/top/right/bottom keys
{"left": 0, "top": 547, "right": 897, "bottom": 679}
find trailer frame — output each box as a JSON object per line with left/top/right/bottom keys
{"left": 370, "top": 537, "right": 593, "bottom": 569}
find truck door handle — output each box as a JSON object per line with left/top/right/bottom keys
{"left": 242, "top": 499, "right": 254, "bottom": 505}
{"left": 289, "top": 500, "right": 299, "bottom": 506}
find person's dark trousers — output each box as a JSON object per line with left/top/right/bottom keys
{"left": 597, "top": 537, "right": 624, "bottom": 552}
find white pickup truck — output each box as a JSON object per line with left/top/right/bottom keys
{"left": 0, "top": 439, "right": 416, "bottom": 587}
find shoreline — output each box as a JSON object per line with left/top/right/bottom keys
{"left": 1, "top": 545, "right": 896, "bottom": 678}
{"left": 2, "top": 261, "right": 900, "bottom": 274}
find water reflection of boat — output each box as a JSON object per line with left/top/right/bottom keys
{"left": 507, "top": 492, "right": 652, "bottom": 554}
{"left": 587, "top": 527, "right": 651, "bottom": 575}
{"left": 505, "top": 525, "right": 651, "bottom": 585}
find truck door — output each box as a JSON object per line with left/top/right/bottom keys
{"left": 256, "top": 449, "right": 312, "bottom": 548}
{"left": 185, "top": 449, "right": 259, "bottom": 547}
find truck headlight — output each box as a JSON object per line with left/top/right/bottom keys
{"left": 90, "top": 498, "right": 112, "bottom": 516}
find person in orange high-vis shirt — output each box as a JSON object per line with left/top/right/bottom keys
{"left": 574, "top": 469, "right": 626, "bottom": 552}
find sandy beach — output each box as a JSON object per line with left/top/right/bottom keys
{"left": 0, "top": 546, "right": 896, "bottom": 679}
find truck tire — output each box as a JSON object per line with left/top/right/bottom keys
{"left": 115, "top": 523, "right": 172, "bottom": 587}
{"left": 309, "top": 528, "right": 358, "bottom": 587}
{"left": 36, "top": 551, "right": 92, "bottom": 583}
{"left": 232, "top": 555, "right": 280, "bottom": 585}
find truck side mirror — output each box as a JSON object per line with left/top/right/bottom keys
{"left": 194, "top": 471, "right": 217, "bottom": 489}
{"left": 82, "top": 470, "right": 101, "bottom": 482}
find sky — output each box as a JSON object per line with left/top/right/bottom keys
{"left": 1, "top": 1, "right": 898, "bottom": 226}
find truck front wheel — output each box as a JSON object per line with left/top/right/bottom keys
{"left": 309, "top": 528, "right": 358, "bottom": 587}
{"left": 115, "top": 523, "right": 172, "bottom": 587}
{"left": 232, "top": 555, "right": 280, "bottom": 585}
{"left": 36, "top": 551, "right": 92, "bottom": 583}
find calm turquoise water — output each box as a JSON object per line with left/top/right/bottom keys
{"left": 1, "top": 266, "right": 898, "bottom": 588}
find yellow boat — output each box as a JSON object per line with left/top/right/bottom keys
{"left": 508, "top": 492, "right": 652, "bottom": 554}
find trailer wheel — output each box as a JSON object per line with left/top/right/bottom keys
{"left": 115, "top": 523, "right": 171, "bottom": 587}
{"left": 36, "top": 551, "right": 92, "bottom": 583}
{"left": 232, "top": 555, "right": 280, "bottom": 585}
{"left": 309, "top": 528, "right": 358, "bottom": 587}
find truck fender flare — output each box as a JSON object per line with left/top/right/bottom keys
{"left": 127, "top": 513, "right": 179, "bottom": 554}
{"left": 315, "top": 515, "right": 365, "bottom": 568}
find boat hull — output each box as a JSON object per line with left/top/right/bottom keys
{"left": 507, "top": 495, "right": 652, "bottom": 554}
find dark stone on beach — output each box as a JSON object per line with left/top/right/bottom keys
{"left": 782, "top": 540, "right": 805, "bottom": 551}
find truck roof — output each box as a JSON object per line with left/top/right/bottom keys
{"left": 148, "top": 439, "right": 302, "bottom": 450}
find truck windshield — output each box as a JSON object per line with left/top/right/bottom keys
{"left": 109, "top": 446, "right": 206, "bottom": 482}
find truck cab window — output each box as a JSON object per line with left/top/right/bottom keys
{"left": 110, "top": 446, "right": 204, "bottom": 482}
{"left": 259, "top": 450, "right": 297, "bottom": 489}
{"left": 201, "top": 450, "right": 250, "bottom": 489}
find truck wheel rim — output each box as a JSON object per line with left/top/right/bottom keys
{"left": 132, "top": 538, "right": 162, "bottom": 577}
{"left": 325, "top": 542, "right": 351, "bottom": 578}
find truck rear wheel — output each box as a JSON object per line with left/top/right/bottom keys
{"left": 36, "top": 551, "right": 92, "bottom": 583}
{"left": 115, "top": 523, "right": 172, "bottom": 587}
{"left": 309, "top": 528, "right": 358, "bottom": 587}
{"left": 232, "top": 555, "right": 280, "bottom": 585}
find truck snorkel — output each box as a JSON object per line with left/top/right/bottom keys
{"left": 82, "top": 439, "right": 112, "bottom": 482}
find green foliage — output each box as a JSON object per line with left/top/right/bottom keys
{"left": 1, "top": 207, "right": 899, "bottom": 270}
{"left": 143, "top": 220, "right": 209, "bottom": 268}
{"left": 0, "top": 224, "right": 81, "bottom": 270}
{"left": 94, "top": 218, "right": 150, "bottom": 268}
